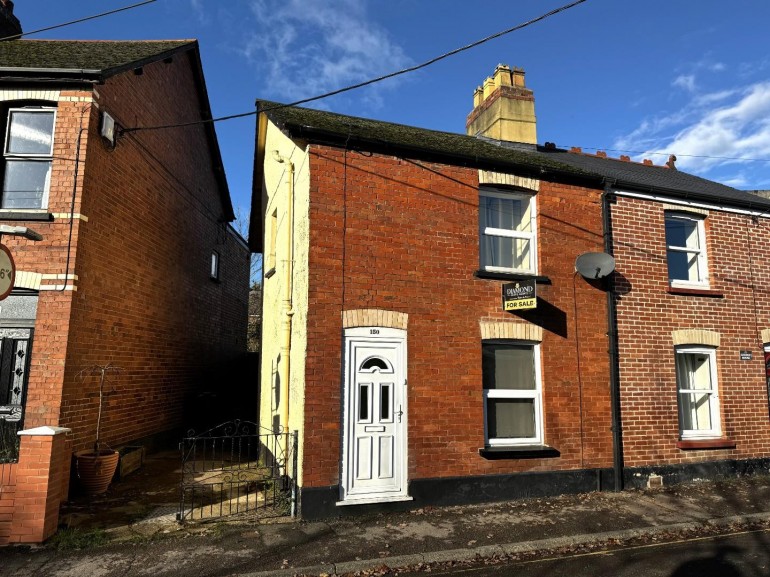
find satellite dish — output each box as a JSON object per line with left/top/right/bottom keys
{"left": 575, "top": 252, "right": 615, "bottom": 279}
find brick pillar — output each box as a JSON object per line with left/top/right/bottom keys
{"left": 9, "top": 426, "right": 71, "bottom": 544}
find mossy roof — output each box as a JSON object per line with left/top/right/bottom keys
{"left": 0, "top": 39, "right": 195, "bottom": 79}
{"left": 257, "top": 100, "right": 770, "bottom": 211}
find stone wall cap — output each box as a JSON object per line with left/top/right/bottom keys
{"left": 17, "top": 426, "right": 71, "bottom": 436}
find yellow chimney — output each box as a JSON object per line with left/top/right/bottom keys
{"left": 466, "top": 64, "right": 537, "bottom": 145}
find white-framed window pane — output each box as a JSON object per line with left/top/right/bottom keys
{"left": 6, "top": 110, "right": 54, "bottom": 155}
{"left": 665, "top": 217, "right": 699, "bottom": 250}
{"left": 480, "top": 235, "right": 531, "bottom": 271}
{"left": 665, "top": 214, "right": 707, "bottom": 285}
{"left": 479, "top": 189, "right": 535, "bottom": 273}
{"left": 679, "top": 392, "right": 713, "bottom": 432}
{"left": 482, "top": 344, "right": 535, "bottom": 390}
{"left": 2, "top": 159, "right": 49, "bottom": 208}
{"left": 481, "top": 195, "right": 531, "bottom": 232}
{"left": 675, "top": 348, "right": 719, "bottom": 438}
{"left": 487, "top": 398, "right": 536, "bottom": 439}
{"left": 667, "top": 251, "right": 700, "bottom": 284}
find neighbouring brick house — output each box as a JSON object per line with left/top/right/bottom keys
{"left": 0, "top": 35, "right": 249, "bottom": 544}
{"left": 250, "top": 63, "right": 770, "bottom": 518}
{"left": 542, "top": 150, "right": 770, "bottom": 485}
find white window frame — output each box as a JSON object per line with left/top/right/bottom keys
{"left": 479, "top": 188, "right": 537, "bottom": 275}
{"left": 2, "top": 107, "right": 56, "bottom": 210}
{"left": 210, "top": 250, "right": 220, "bottom": 280}
{"left": 665, "top": 212, "right": 709, "bottom": 288}
{"left": 675, "top": 346, "right": 721, "bottom": 439}
{"left": 482, "top": 341, "right": 543, "bottom": 446}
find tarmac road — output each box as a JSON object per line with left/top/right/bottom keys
{"left": 394, "top": 529, "right": 770, "bottom": 577}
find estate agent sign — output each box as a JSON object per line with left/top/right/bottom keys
{"left": 502, "top": 280, "right": 536, "bottom": 311}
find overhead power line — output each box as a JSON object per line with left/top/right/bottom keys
{"left": 0, "top": 0, "right": 158, "bottom": 42}
{"left": 121, "top": 0, "right": 589, "bottom": 134}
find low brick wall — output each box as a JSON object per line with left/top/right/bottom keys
{"left": 0, "top": 462, "right": 16, "bottom": 544}
{"left": 0, "top": 427, "right": 71, "bottom": 545}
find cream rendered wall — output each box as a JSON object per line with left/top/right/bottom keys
{"left": 259, "top": 121, "right": 310, "bottom": 486}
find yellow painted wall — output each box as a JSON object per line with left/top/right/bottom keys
{"left": 259, "top": 121, "right": 310, "bottom": 485}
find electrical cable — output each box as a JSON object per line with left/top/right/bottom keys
{"left": 120, "top": 0, "right": 589, "bottom": 134}
{"left": 0, "top": 0, "right": 158, "bottom": 42}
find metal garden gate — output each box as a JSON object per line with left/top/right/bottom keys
{"left": 178, "top": 420, "right": 297, "bottom": 522}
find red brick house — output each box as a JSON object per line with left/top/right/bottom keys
{"left": 251, "top": 66, "right": 620, "bottom": 519}
{"left": 0, "top": 37, "right": 249, "bottom": 544}
{"left": 541, "top": 149, "right": 770, "bottom": 486}
{"left": 251, "top": 64, "right": 770, "bottom": 518}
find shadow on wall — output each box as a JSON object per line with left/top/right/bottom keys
{"left": 184, "top": 352, "right": 259, "bottom": 432}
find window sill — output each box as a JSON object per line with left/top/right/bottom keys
{"left": 479, "top": 445, "right": 560, "bottom": 459}
{"left": 676, "top": 438, "right": 736, "bottom": 450}
{"left": 474, "top": 270, "right": 552, "bottom": 285}
{"left": 667, "top": 286, "right": 723, "bottom": 298}
{"left": 0, "top": 210, "right": 52, "bottom": 222}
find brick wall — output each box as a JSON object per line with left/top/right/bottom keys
{"left": 302, "top": 146, "right": 612, "bottom": 488}
{"left": 613, "top": 195, "right": 770, "bottom": 466}
{"left": 0, "top": 462, "right": 15, "bottom": 544}
{"left": 0, "top": 429, "right": 71, "bottom": 545}
{"left": 55, "top": 51, "right": 249, "bottom": 452}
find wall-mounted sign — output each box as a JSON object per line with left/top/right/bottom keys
{"left": 502, "top": 280, "right": 536, "bottom": 311}
{"left": 0, "top": 244, "right": 15, "bottom": 302}
{"left": 740, "top": 350, "right": 753, "bottom": 361}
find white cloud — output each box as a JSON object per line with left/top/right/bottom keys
{"left": 615, "top": 82, "right": 770, "bottom": 184}
{"left": 672, "top": 74, "right": 696, "bottom": 92}
{"left": 240, "top": 0, "right": 411, "bottom": 107}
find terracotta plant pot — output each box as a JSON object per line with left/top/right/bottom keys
{"left": 74, "top": 449, "right": 120, "bottom": 496}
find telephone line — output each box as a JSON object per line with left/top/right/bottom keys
{"left": 121, "top": 0, "right": 589, "bottom": 134}
{"left": 0, "top": 0, "right": 158, "bottom": 42}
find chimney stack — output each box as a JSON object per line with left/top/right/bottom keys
{"left": 466, "top": 64, "right": 537, "bottom": 145}
{"left": 0, "top": 0, "right": 21, "bottom": 40}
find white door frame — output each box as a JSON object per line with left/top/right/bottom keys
{"left": 339, "top": 326, "right": 410, "bottom": 505}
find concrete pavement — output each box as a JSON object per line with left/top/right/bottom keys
{"left": 2, "top": 452, "right": 770, "bottom": 576}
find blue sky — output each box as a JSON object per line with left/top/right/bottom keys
{"left": 15, "top": 0, "right": 770, "bottom": 232}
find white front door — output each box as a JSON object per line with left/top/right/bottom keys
{"left": 341, "top": 327, "right": 408, "bottom": 503}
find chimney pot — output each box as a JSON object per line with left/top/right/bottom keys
{"left": 596, "top": 150, "right": 607, "bottom": 158}
{"left": 493, "top": 64, "right": 512, "bottom": 88}
{"left": 570, "top": 147, "right": 582, "bottom": 154}
{"left": 665, "top": 154, "right": 677, "bottom": 170}
{"left": 643, "top": 159, "right": 653, "bottom": 166}
{"left": 620, "top": 155, "right": 630, "bottom": 162}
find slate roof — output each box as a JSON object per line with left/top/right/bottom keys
{"left": 530, "top": 147, "right": 770, "bottom": 210}
{"left": 257, "top": 100, "right": 770, "bottom": 212}
{"left": 0, "top": 39, "right": 195, "bottom": 80}
{"left": 257, "top": 100, "right": 592, "bottom": 181}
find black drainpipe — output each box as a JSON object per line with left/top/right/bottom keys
{"left": 603, "top": 183, "right": 624, "bottom": 491}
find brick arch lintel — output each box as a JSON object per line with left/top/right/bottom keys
{"left": 672, "top": 329, "right": 720, "bottom": 347}
{"left": 480, "top": 321, "right": 543, "bottom": 342}
{"left": 342, "top": 309, "right": 408, "bottom": 330}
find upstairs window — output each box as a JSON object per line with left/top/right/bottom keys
{"left": 665, "top": 213, "right": 708, "bottom": 287}
{"left": 479, "top": 188, "right": 536, "bottom": 274}
{"left": 675, "top": 346, "right": 721, "bottom": 439}
{"left": 2, "top": 107, "right": 55, "bottom": 209}
{"left": 482, "top": 342, "right": 542, "bottom": 446}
